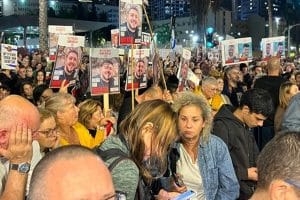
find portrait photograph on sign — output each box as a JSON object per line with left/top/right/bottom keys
{"left": 111, "top": 29, "right": 119, "bottom": 48}
{"left": 238, "top": 41, "right": 253, "bottom": 62}
{"left": 261, "top": 36, "right": 285, "bottom": 60}
{"left": 119, "top": 0, "right": 143, "bottom": 45}
{"left": 50, "top": 35, "right": 85, "bottom": 88}
{"left": 48, "top": 25, "right": 73, "bottom": 61}
{"left": 177, "top": 49, "right": 191, "bottom": 92}
{"left": 125, "top": 49, "right": 149, "bottom": 90}
{"left": 90, "top": 48, "right": 120, "bottom": 95}
{"left": 221, "top": 37, "right": 252, "bottom": 66}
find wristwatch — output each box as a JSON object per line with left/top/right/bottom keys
{"left": 9, "top": 162, "right": 31, "bottom": 174}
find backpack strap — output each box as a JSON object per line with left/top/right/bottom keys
{"left": 95, "top": 147, "right": 131, "bottom": 171}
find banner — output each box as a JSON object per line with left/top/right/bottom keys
{"left": 119, "top": 0, "right": 143, "bottom": 45}
{"left": 177, "top": 49, "right": 191, "bottom": 91}
{"left": 90, "top": 48, "right": 120, "bottom": 95}
{"left": 49, "top": 35, "right": 85, "bottom": 88}
{"left": 48, "top": 25, "right": 73, "bottom": 61}
{"left": 261, "top": 36, "right": 285, "bottom": 60}
{"left": 1, "top": 44, "right": 17, "bottom": 70}
{"left": 221, "top": 37, "right": 253, "bottom": 66}
{"left": 125, "top": 49, "right": 150, "bottom": 90}
{"left": 111, "top": 29, "right": 119, "bottom": 48}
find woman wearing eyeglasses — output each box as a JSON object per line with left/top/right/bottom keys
{"left": 36, "top": 108, "right": 60, "bottom": 155}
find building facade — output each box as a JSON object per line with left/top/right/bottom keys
{"left": 150, "top": 0, "right": 190, "bottom": 21}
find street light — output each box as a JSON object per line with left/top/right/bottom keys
{"left": 283, "top": 23, "right": 300, "bottom": 55}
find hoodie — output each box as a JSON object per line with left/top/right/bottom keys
{"left": 212, "top": 105, "right": 259, "bottom": 200}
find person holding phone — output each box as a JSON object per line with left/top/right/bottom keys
{"left": 162, "top": 92, "right": 239, "bottom": 200}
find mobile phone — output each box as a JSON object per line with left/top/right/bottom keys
{"left": 172, "top": 190, "right": 196, "bottom": 200}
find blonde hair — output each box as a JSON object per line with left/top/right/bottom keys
{"left": 119, "top": 99, "right": 178, "bottom": 181}
{"left": 44, "top": 93, "right": 76, "bottom": 117}
{"left": 78, "top": 99, "right": 102, "bottom": 128}
{"left": 38, "top": 108, "right": 55, "bottom": 123}
{"left": 172, "top": 91, "right": 212, "bottom": 143}
{"left": 279, "top": 81, "right": 297, "bottom": 109}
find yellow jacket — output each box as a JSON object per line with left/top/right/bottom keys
{"left": 194, "top": 86, "right": 225, "bottom": 112}
{"left": 59, "top": 122, "right": 106, "bottom": 149}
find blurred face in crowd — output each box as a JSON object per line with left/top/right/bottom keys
{"left": 26, "top": 67, "right": 33, "bottom": 78}
{"left": 88, "top": 106, "right": 105, "bottom": 130}
{"left": 100, "top": 61, "right": 114, "bottom": 82}
{"left": 18, "top": 68, "right": 26, "bottom": 79}
{"left": 58, "top": 99, "right": 79, "bottom": 126}
{"left": 194, "top": 68, "right": 203, "bottom": 81}
{"left": 202, "top": 83, "right": 218, "bottom": 100}
{"left": 65, "top": 51, "right": 78, "bottom": 73}
{"left": 296, "top": 74, "right": 300, "bottom": 87}
{"left": 217, "top": 78, "right": 224, "bottom": 93}
{"left": 37, "top": 116, "right": 58, "bottom": 150}
{"left": 135, "top": 60, "right": 146, "bottom": 79}
{"left": 254, "top": 66, "right": 263, "bottom": 76}
{"left": 242, "top": 106, "right": 266, "bottom": 128}
{"left": 23, "top": 83, "right": 33, "bottom": 97}
{"left": 126, "top": 7, "right": 140, "bottom": 32}
{"left": 228, "top": 68, "right": 240, "bottom": 83}
{"left": 37, "top": 71, "right": 45, "bottom": 82}
{"left": 178, "top": 104, "right": 206, "bottom": 143}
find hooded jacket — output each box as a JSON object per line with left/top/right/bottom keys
{"left": 212, "top": 105, "right": 259, "bottom": 199}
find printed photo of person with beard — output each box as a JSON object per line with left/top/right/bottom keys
{"left": 91, "top": 58, "right": 120, "bottom": 95}
{"left": 126, "top": 58, "right": 148, "bottom": 90}
{"left": 120, "top": 2, "right": 142, "bottom": 45}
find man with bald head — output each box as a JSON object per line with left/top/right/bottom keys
{"left": 0, "top": 95, "right": 42, "bottom": 199}
{"left": 28, "top": 145, "right": 115, "bottom": 200}
{"left": 253, "top": 57, "right": 285, "bottom": 150}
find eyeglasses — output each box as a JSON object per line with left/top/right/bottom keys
{"left": 37, "top": 127, "right": 58, "bottom": 137}
{"left": 285, "top": 179, "right": 300, "bottom": 190}
{"left": 104, "top": 191, "right": 126, "bottom": 200}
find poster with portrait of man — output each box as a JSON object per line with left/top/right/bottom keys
{"left": 221, "top": 37, "right": 252, "bottom": 66}
{"left": 90, "top": 48, "right": 120, "bottom": 95}
{"left": 207, "top": 48, "right": 220, "bottom": 64}
{"left": 111, "top": 29, "right": 119, "bottom": 48}
{"left": 50, "top": 35, "right": 85, "bottom": 88}
{"left": 1, "top": 44, "right": 18, "bottom": 70}
{"left": 177, "top": 49, "right": 191, "bottom": 92}
{"left": 119, "top": 0, "right": 143, "bottom": 45}
{"left": 261, "top": 36, "right": 285, "bottom": 61}
{"left": 48, "top": 25, "right": 73, "bottom": 61}
{"left": 126, "top": 49, "right": 150, "bottom": 90}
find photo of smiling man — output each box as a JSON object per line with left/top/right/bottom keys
{"left": 90, "top": 48, "right": 120, "bottom": 95}
{"left": 120, "top": 0, "right": 142, "bottom": 45}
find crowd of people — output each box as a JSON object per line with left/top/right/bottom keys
{"left": 0, "top": 47, "right": 299, "bottom": 200}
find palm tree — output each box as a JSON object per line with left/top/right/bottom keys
{"left": 267, "top": 0, "right": 273, "bottom": 37}
{"left": 39, "top": 0, "right": 48, "bottom": 52}
{"left": 190, "top": 0, "right": 211, "bottom": 34}
{"left": 190, "top": 0, "right": 223, "bottom": 35}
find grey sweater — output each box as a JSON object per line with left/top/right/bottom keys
{"left": 99, "top": 135, "right": 139, "bottom": 200}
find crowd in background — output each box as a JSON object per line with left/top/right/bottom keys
{"left": 0, "top": 48, "right": 299, "bottom": 200}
